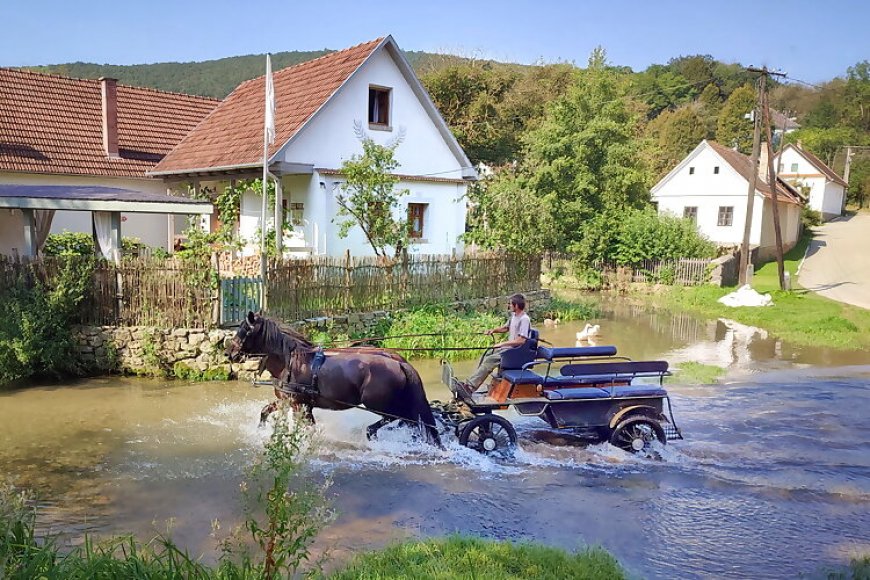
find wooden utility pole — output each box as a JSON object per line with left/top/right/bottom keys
{"left": 738, "top": 77, "right": 764, "bottom": 286}
{"left": 761, "top": 85, "right": 786, "bottom": 290}
{"left": 738, "top": 66, "right": 787, "bottom": 287}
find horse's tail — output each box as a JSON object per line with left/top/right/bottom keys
{"left": 399, "top": 361, "right": 442, "bottom": 448}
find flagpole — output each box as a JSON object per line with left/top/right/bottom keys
{"left": 259, "top": 54, "right": 272, "bottom": 310}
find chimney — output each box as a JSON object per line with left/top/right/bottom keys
{"left": 100, "top": 77, "right": 119, "bottom": 158}
{"left": 758, "top": 143, "right": 769, "bottom": 180}
{"left": 796, "top": 139, "right": 803, "bottom": 150}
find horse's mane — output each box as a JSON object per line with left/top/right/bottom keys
{"left": 260, "top": 316, "right": 315, "bottom": 351}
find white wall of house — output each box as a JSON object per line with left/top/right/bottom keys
{"left": 758, "top": 199, "right": 802, "bottom": 260}
{"left": 0, "top": 172, "right": 173, "bottom": 250}
{"left": 651, "top": 146, "right": 765, "bottom": 246}
{"left": 777, "top": 147, "right": 843, "bottom": 220}
{"left": 0, "top": 210, "right": 26, "bottom": 256}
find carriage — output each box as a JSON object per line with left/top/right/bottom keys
{"left": 435, "top": 329, "right": 683, "bottom": 456}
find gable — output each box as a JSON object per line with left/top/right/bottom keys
{"left": 651, "top": 141, "right": 751, "bottom": 200}
{"left": 278, "top": 45, "right": 468, "bottom": 177}
{"left": 776, "top": 144, "right": 847, "bottom": 187}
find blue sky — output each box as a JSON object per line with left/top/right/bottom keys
{"left": 1, "top": 0, "right": 867, "bottom": 82}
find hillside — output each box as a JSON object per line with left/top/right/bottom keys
{"left": 23, "top": 49, "right": 513, "bottom": 99}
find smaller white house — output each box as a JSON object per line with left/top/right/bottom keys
{"left": 651, "top": 140, "right": 803, "bottom": 261}
{"left": 776, "top": 143, "right": 847, "bottom": 221}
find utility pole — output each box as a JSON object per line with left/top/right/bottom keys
{"left": 761, "top": 84, "right": 786, "bottom": 290}
{"left": 738, "top": 77, "right": 764, "bottom": 286}
{"left": 738, "top": 66, "right": 786, "bottom": 287}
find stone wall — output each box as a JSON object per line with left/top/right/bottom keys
{"left": 73, "top": 289, "right": 551, "bottom": 381}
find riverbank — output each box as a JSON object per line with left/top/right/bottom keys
{"left": 622, "top": 234, "right": 870, "bottom": 351}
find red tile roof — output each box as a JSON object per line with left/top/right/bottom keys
{"left": 152, "top": 38, "right": 385, "bottom": 175}
{"left": 0, "top": 68, "right": 218, "bottom": 178}
{"left": 781, "top": 143, "right": 848, "bottom": 187}
{"left": 707, "top": 141, "right": 803, "bottom": 205}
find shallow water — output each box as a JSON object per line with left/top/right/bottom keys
{"left": 1, "top": 305, "right": 869, "bottom": 578}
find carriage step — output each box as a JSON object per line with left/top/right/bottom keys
{"left": 663, "top": 424, "right": 683, "bottom": 441}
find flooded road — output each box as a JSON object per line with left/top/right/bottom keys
{"left": 1, "top": 304, "right": 868, "bottom": 578}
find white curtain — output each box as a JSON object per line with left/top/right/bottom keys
{"left": 34, "top": 209, "right": 55, "bottom": 253}
{"left": 93, "top": 211, "right": 119, "bottom": 262}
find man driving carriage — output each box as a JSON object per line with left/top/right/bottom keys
{"left": 465, "top": 293, "right": 531, "bottom": 392}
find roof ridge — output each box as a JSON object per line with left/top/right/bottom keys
{"left": 235, "top": 36, "right": 385, "bottom": 90}
{"left": 1, "top": 67, "right": 220, "bottom": 103}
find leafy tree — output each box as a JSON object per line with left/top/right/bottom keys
{"left": 522, "top": 48, "right": 651, "bottom": 252}
{"left": 783, "top": 127, "right": 861, "bottom": 165}
{"left": 847, "top": 156, "right": 870, "bottom": 208}
{"left": 717, "top": 84, "right": 756, "bottom": 153}
{"left": 336, "top": 138, "right": 410, "bottom": 258}
{"left": 646, "top": 105, "right": 709, "bottom": 177}
{"left": 463, "top": 169, "right": 557, "bottom": 254}
{"left": 631, "top": 65, "right": 695, "bottom": 119}
{"left": 843, "top": 61, "right": 870, "bottom": 132}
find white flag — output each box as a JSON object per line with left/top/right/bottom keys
{"left": 264, "top": 54, "right": 276, "bottom": 145}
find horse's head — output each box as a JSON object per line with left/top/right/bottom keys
{"left": 226, "top": 311, "right": 266, "bottom": 362}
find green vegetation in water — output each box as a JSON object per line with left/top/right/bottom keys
{"left": 540, "top": 296, "right": 600, "bottom": 323}
{"left": 328, "top": 536, "right": 625, "bottom": 580}
{"left": 644, "top": 233, "right": 870, "bottom": 351}
{"left": 171, "top": 362, "right": 230, "bottom": 382}
{"left": 379, "top": 306, "right": 504, "bottom": 360}
{"left": 668, "top": 361, "right": 725, "bottom": 384}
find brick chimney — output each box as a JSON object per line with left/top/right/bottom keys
{"left": 100, "top": 77, "right": 119, "bottom": 158}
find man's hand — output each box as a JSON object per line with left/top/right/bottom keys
{"left": 484, "top": 329, "right": 495, "bottom": 336}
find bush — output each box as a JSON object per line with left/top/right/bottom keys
{"left": 801, "top": 206, "right": 822, "bottom": 228}
{"left": 43, "top": 232, "right": 150, "bottom": 257}
{"left": 0, "top": 257, "right": 95, "bottom": 385}
{"left": 379, "top": 306, "right": 504, "bottom": 360}
{"left": 571, "top": 208, "right": 717, "bottom": 266}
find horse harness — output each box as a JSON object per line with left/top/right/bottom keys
{"left": 276, "top": 347, "right": 326, "bottom": 397}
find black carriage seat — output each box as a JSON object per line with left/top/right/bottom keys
{"left": 537, "top": 345, "right": 617, "bottom": 360}
{"left": 543, "top": 385, "right": 667, "bottom": 400}
{"left": 547, "top": 360, "right": 670, "bottom": 387}
{"left": 498, "top": 328, "right": 544, "bottom": 384}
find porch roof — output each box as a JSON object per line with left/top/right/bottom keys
{"left": 0, "top": 184, "right": 212, "bottom": 214}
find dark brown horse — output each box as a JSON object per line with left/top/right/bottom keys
{"left": 226, "top": 312, "right": 441, "bottom": 446}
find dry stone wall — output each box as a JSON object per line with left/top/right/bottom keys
{"left": 72, "top": 290, "right": 551, "bottom": 381}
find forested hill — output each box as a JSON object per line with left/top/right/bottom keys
{"left": 22, "top": 49, "right": 491, "bottom": 98}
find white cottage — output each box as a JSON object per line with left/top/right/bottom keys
{"left": 151, "top": 36, "right": 476, "bottom": 257}
{"left": 651, "top": 140, "right": 803, "bottom": 260}
{"left": 775, "top": 143, "right": 847, "bottom": 221}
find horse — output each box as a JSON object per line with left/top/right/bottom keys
{"left": 226, "top": 311, "right": 441, "bottom": 446}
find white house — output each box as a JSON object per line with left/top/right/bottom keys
{"left": 0, "top": 68, "right": 218, "bottom": 256}
{"left": 776, "top": 143, "right": 847, "bottom": 221}
{"left": 651, "top": 140, "right": 804, "bottom": 261}
{"left": 150, "top": 36, "right": 477, "bottom": 257}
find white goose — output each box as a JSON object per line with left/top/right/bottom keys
{"left": 543, "top": 318, "right": 561, "bottom": 327}
{"left": 576, "top": 323, "right": 601, "bottom": 342}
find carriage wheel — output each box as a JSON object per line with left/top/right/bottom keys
{"left": 459, "top": 415, "right": 517, "bottom": 456}
{"left": 609, "top": 416, "right": 666, "bottom": 455}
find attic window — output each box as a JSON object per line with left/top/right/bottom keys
{"left": 713, "top": 166, "right": 720, "bottom": 174}
{"left": 689, "top": 167, "right": 695, "bottom": 175}
{"left": 790, "top": 163, "right": 799, "bottom": 173}
{"left": 368, "top": 86, "right": 391, "bottom": 128}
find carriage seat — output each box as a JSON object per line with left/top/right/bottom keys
{"left": 537, "top": 345, "right": 617, "bottom": 360}
{"left": 543, "top": 387, "right": 612, "bottom": 400}
{"left": 498, "top": 328, "right": 540, "bottom": 371}
{"left": 545, "top": 361, "right": 670, "bottom": 387}
{"left": 500, "top": 368, "right": 545, "bottom": 385}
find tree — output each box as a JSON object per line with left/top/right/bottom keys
{"left": 717, "top": 84, "right": 756, "bottom": 153}
{"left": 847, "top": 156, "right": 870, "bottom": 208}
{"left": 520, "top": 48, "right": 651, "bottom": 252}
{"left": 647, "top": 105, "right": 709, "bottom": 177}
{"left": 336, "top": 138, "right": 410, "bottom": 258}
{"left": 783, "top": 127, "right": 860, "bottom": 165}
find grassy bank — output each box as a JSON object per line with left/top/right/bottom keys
{"left": 644, "top": 234, "right": 870, "bottom": 351}
{"left": 329, "top": 536, "right": 625, "bottom": 579}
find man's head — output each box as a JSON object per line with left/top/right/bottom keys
{"left": 509, "top": 293, "right": 526, "bottom": 313}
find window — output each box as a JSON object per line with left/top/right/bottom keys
{"left": 368, "top": 86, "right": 391, "bottom": 127}
{"left": 407, "top": 203, "right": 427, "bottom": 239}
{"left": 689, "top": 166, "right": 695, "bottom": 175}
{"left": 790, "top": 163, "right": 799, "bottom": 173}
{"left": 683, "top": 206, "right": 698, "bottom": 223}
{"left": 282, "top": 201, "right": 304, "bottom": 226}
{"left": 717, "top": 206, "right": 734, "bottom": 227}
{"left": 713, "top": 166, "right": 720, "bottom": 174}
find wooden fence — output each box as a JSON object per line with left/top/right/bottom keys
{"left": 544, "top": 254, "right": 712, "bottom": 286}
{"left": 0, "top": 252, "right": 542, "bottom": 328}
{"left": 265, "top": 252, "right": 542, "bottom": 322}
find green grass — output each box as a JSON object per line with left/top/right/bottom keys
{"left": 668, "top": 362, "right": 726, "bottom": 384}
{"left": 327, "top": 536, "right": 625, "bottom": 580}
{"left": 643, "top": 232, "right": 870, "bottom": 351}
{"left": 379, "top": 306, "right": 505, "bottom": 360}
{"left": 539, "top": 296, "right": 600, "bottom": 323}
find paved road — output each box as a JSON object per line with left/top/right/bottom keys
{"left": 799, "top": 212, "right": 870, "bottom": 309}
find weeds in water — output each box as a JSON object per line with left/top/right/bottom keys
{"left": 379, "top": 306, "right": 504, "bottom": 360}
{"left": 539, "top": 296, "right": 600, "bottom": 323}
{"left": 668, "top": 362, "right": 726, "bottom": 385}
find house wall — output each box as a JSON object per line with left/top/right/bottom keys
{"left": 777, "top": 147, "right": 842, "bottom": 220}
{"left": 758, "top": 199, "right": 801, "bottom": 260}
{"left": 0, "top": 210, "right": 26, "bottom": 256}
{"left": 0, "top": 172, "right": 172, "bottom": 250}
{"left": 651, "top": 146, "right": 764, "bottom": 246}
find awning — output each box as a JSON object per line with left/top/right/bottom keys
{"left": 0, "top": 184, "right": 213, "bottom": 214}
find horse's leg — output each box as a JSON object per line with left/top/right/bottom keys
{"left": 292, "top": 402, "right": 316, "bottom": 425}
{"left": 366, "top": 416, "right": 395, "bottom": 440}
{"left": 259, "top": 400, "right": 279, "bottom": 426}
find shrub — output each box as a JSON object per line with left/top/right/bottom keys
{"left": 0, "top": 257, "right": 95, "bottom": 385}
{"left": 801, "top": 206, "right": 822, "bottom": 228}
{"left": 379, "top": 306, "right": 504, "bottom": 360}
{"left": 43, "top": 232, "right": 151, "bottom": 257}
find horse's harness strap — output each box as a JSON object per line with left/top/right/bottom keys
{"left": 280, "top": 347, "right": 326, "bottom": 397}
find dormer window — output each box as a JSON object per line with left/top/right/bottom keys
{"left": 368, "top": 86, "right": 391, "bottom": 129}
